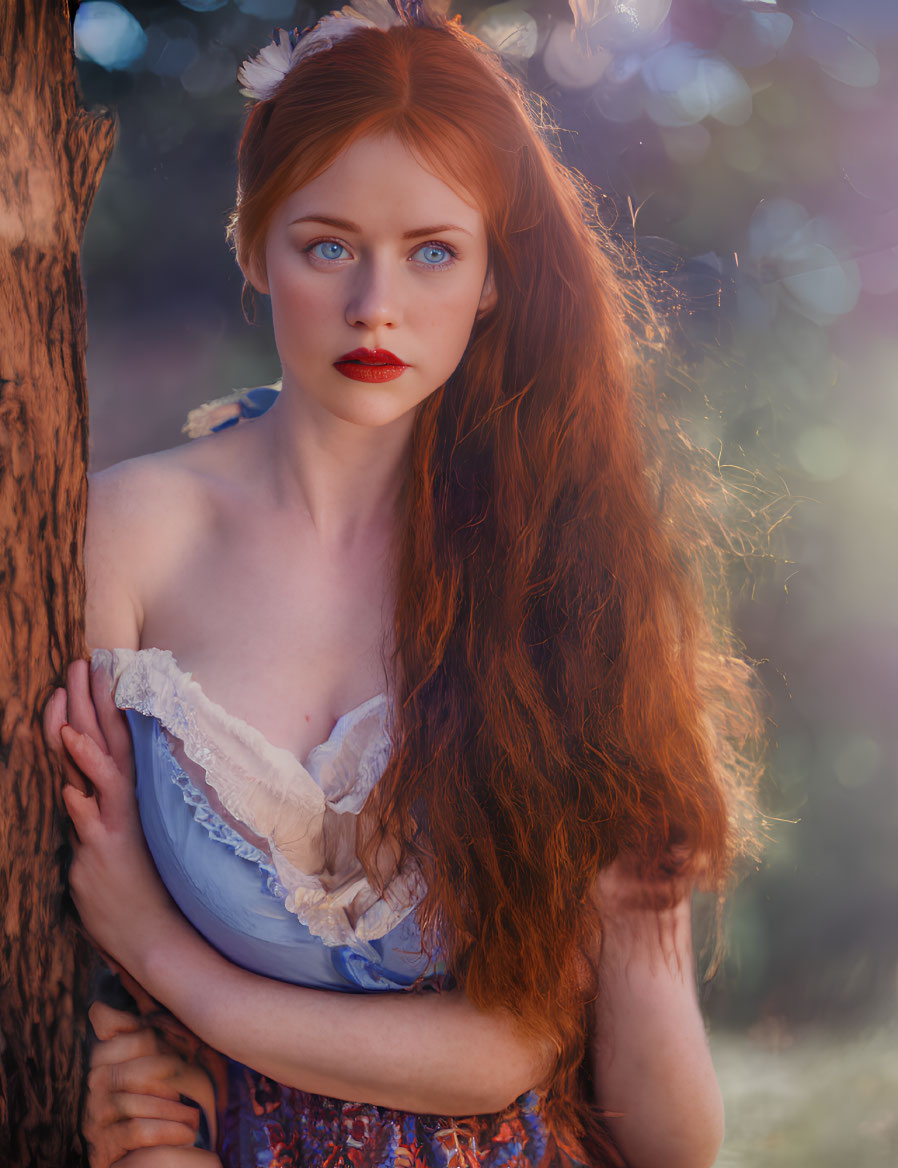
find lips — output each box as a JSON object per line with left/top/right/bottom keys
{"left": 335, "top": 348, "right": 407, "bottom": 366}
{"left": 333, "top": 347, "right": 409, "bottom": 383}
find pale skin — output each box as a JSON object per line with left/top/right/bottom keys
{"left": 46, "top": 131, "right": 724, "bottom": 1167}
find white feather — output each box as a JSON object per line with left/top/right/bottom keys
{"left": 237, "top": 1, "right": 403, "bottom": 101}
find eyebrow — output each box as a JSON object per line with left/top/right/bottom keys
{"left": 288, "top": 214, "right": 473, "bottom": 239}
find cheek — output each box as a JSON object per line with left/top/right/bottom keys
{"left": 445, "top": 288, "right": 484, "bottom": 346}
{"left": 418, "top": 278, "right": 484, "bottom": 335}
{"left": 270, "top": 274, "right": 332, "bottom": 330}
{"left": 413, "top": 299, "right": 480, "bottom": 377}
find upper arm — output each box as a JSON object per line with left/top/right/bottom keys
{"left": 84, "top": 466, "right": 145, "bottom": 652}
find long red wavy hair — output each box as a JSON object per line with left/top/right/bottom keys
{"left": 228, "top": 13, "right": 764, "bottom": 1154}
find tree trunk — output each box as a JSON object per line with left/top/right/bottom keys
{"left": 0, "top": 1, "right": 115, "bottom": 1163}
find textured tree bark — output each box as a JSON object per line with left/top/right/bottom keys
{"left": 0, "top": 2, "right": 115, "bottom": 1164}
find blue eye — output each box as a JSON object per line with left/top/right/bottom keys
{"left": 311, "top": 240, "right": 347, "bottom": 261}
{"left": 305, "top": 238, "right": 457, "bottom": 268}
{"left": 415, "top": 243, "right": 454, "bottom": 267}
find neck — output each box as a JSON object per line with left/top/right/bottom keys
{"left": 249, "top": 377, "right": 414, "bottom": 549}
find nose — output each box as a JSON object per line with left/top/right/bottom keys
{"left": 345, "top": 256, "right": 402, "bottom": 331}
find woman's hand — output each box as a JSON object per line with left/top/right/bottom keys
{"left": 44, "top": 658, "right": 181, "bottom": 980}
{"left": 84, "top": 1001, "right": 221, "bottom": 1168}
{"left": 592, "top": 847, "right": 699, "bottom": 990}
{"left": 595, "top": 844, "right": 696, "bottom": 918}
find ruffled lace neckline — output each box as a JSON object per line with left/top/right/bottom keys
{"left": 93, "top": 647, "right": 423, "bottom": 957}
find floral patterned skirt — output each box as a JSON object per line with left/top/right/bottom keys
{"left": 216, "top": 1059, "right": 599, "bottom": 1168}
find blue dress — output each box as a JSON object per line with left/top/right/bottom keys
{"left": 93, "top": 645, "right": 604, "bottom": 1168}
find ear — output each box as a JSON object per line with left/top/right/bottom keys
{"left": 241, "top": 248, "right": 270, "bottom": 297}
{"left": 476, "top": 267, "right": 497, "bottom": 319}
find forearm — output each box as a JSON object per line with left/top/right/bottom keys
{"left": 52, "top": 705, "right": 551, "bottom": 1118}
{"left": 592, "top": 898, "right": 724, "bottom": 1168}
{"left": 136, "top": 915, "right": 551, "bottom": 1115}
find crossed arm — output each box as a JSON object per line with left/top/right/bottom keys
{"left": 48, "top": 662, "right": 723, "bottom": 1167}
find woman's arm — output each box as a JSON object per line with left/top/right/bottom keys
{"left": 70, "top": 473, "right": 552, "bottom": 1116}
{"left": 140, "top": 923, "right": 550, "bottom": 1115}
{"left": 590, "top": 862, "right": 724, "bottom": 1168}
{"left": 55, "top": 678, "right": 554, "bottom": 1118}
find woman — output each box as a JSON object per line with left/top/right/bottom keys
{"left": 46, "top": 3, "right": 761, "bottom": 1166}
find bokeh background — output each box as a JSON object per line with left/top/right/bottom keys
{"left": 71, "top": 1, "right": 898, "bottom": 1163}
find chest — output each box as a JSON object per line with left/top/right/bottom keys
{"left": 138, "top": 509, "right": 396, "bottom": 763}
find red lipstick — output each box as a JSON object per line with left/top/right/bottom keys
{"left": 334, "top": 347, "right": 409, "bottom": 383}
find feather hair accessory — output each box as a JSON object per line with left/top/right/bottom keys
{"left": 238, "top": 0, "right": 410, "bottom": 101}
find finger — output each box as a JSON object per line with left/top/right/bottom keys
{"left": 96, "top": 1050, "right": 217, "bottom": 1117}
{"left": 90, "top": 1016, "right": 218, "bottom": 1147}
{"left": 44, "top": 689, "right": 92, "bottom": 793}
{"left": 103, "top": 1118, "right": 202, "bottom": 1161}
{"left": 90, "top": 656, "right": 134, "bottom": 780}
{"left": 66, "top": 658, "right": 108, "bottom": 752}
{"left": 96, "top": 1086, "right": 202, "bottom": 1127}
{"left": 58, "top": 745, "right": 92, "bottom": 798}
{"left": 87, "top": 1064, "right": 200, "bottom": 1121}
{"left": 43, "top": 687, "right": 68, "bottom": 752}
{"left": 90, "top": 1002, "right": 146, "bottom": 1043}
{"left": 60, "top": 727, "right": 131, "bottom": 826}
{"left": 62, "top": 782, "right": 100, "bottom": 842}
{"left": 91, "top": 1028, "right": 165, "bottom": 1068}
{"left": 115, "top": 1148, "right": 222, "bottom": 1167}
{"left": 161, "top": 1062, "right": 217, "bottom": 1134}
{"left": 101, "top": 1048, "right": 218, "bottom": 1145}
{"left": 59, "top": 750, "right": 91, "bottom": 795}
{"left": 99, "top": 1055, "right": 195, "bottom": 1103}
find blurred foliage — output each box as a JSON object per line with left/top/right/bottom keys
{"left": 711, "top": 1023, "right": 898, "bottom": 1164}
{"left": 73, "top": 0, "right": 898, "bottom": 1039}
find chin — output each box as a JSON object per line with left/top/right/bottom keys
{"left": 322, "top": 380, "right": 439, "bottom": 430}
{"left": 324, "top": 394, "right": 424, "bottom": 431}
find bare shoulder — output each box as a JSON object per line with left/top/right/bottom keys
{"left": 89, "top": 442, "right": 212, "bottom": 544}
{"left": 89, "top": 443, "right": 208, "bottom": 530}
{"left": 85, "top": 439, "right": 224, "bottom": 652}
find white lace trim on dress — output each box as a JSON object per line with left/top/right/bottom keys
{"left": 92, "top": 647, "right": 424, "bottom": 957}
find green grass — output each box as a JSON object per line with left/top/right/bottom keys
{"left": 711, "top": 1023, "right": 898, "bottom": 1167}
